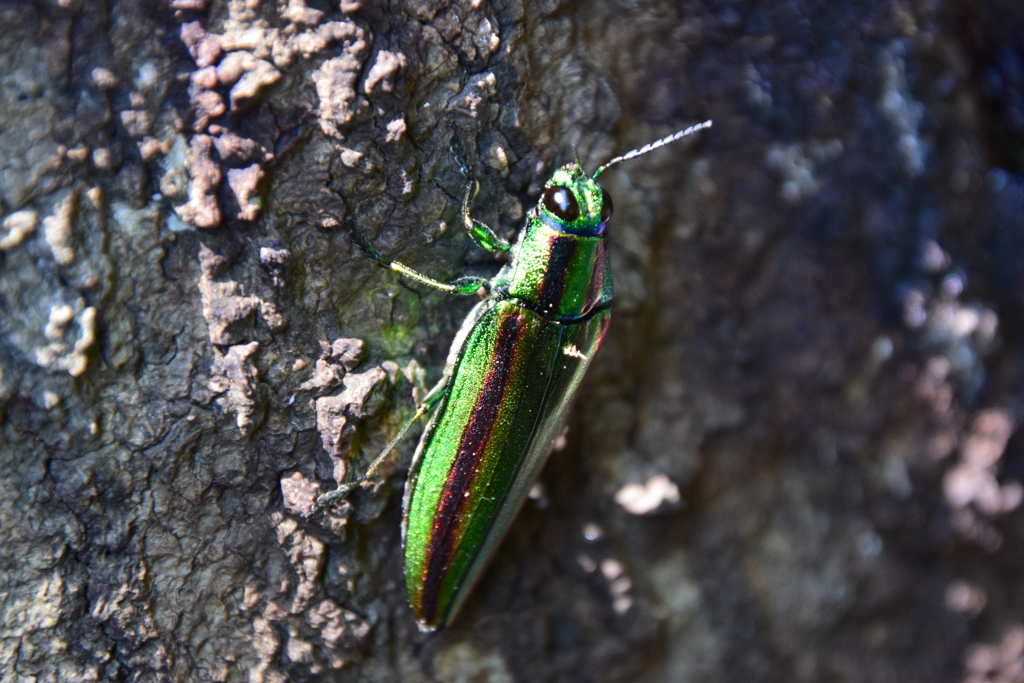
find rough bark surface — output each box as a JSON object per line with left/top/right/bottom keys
{"left": 2, "top": 0, "right": 1024, "bottom": 681}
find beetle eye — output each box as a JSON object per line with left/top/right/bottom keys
{"left": 600, "top": 188, "right": 613, "bottom": 222}
{"left": 542, "top": 186, "right": 580, "bottom": 222}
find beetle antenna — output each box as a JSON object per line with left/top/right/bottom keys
{"left": 592, "top": 120, "right": 712, "bottom": 178}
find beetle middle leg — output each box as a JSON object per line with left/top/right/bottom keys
{"left": 307, "top": 377, "right": 450, "bottom": 519}
{"left": 350, "top": 226, "right": 490, "bottom": 295}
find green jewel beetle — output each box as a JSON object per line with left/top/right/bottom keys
{"left": 310, "top": 120, "right": 712, "bottom": 631}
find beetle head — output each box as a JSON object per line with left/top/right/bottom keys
{"left": 537, "top": 163, "right": 612, "bottom": 236}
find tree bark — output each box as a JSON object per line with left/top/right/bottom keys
{"left": 3, "top": 0, "right": 1024, "bottom": 681}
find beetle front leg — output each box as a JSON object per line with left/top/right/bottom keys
{"left": 460, "top": 179, "right": 511, "bottom": 253}
{"left": 449, "top": 125, "right": 511, "bottom": 253}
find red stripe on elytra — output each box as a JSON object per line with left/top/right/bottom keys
{"left": 417, "top": 311, "right": 527, "bottom": 623}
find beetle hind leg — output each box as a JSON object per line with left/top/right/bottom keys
{"left": 306, "top": 379, "right": 449, "bottom": 520}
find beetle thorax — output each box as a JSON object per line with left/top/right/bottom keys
{"left": 500, "top": 222, "right": 611, "bottom": 319}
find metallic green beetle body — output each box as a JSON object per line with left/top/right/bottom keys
{"left": 310, "top": 121, "right": 711, "bottom": 632}
{"left": 403, "top": 163, "right": 613, "bottom": 629}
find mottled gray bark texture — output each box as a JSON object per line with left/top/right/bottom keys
{"left": 2, "top": 0, "right": 1024, "bottom": 681}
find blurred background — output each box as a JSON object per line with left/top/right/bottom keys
{"left": 2, "top": 0, "right": 1024, "bottom": 681}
